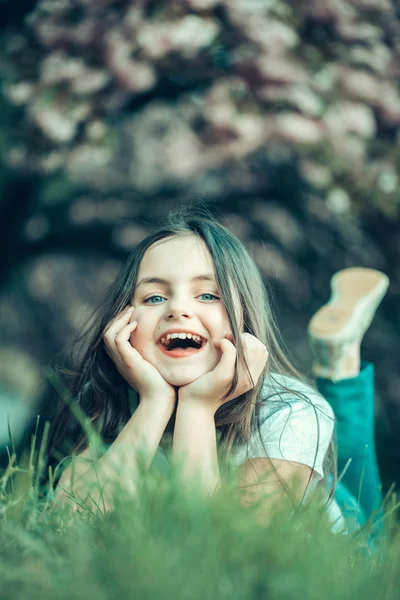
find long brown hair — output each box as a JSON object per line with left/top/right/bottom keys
{"left": 47, "top": 205, "right": 337, "bottom": 500}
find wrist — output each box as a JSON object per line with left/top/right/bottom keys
{"left": 177, "top": 397, "right": 216, "bottom": 418}
{"left": 139, "top": 394, "right": 176, "bottom": 417}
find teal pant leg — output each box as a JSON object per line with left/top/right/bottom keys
{"left": 316, "top": 362, "right": 383, "bottom": 528}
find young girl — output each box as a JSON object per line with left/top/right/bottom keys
{"left": 47, "top": 207, "right": 387, "bottom": 534}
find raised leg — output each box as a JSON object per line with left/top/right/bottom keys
{"left": 317, "top": 360, "right": 382, "bottom": 522}
{"left": 308, "top": 268, "right": 388, "bottom": 527}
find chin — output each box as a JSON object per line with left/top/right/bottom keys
{"left": 159, "top": 364, "right": 210, "bottom": 387}
{"left": 163, "top": 372, "right": 201, "bottom": 387}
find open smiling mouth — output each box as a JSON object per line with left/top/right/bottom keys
{"left": 157, "top": 336, "right": 207, "bottom": 359}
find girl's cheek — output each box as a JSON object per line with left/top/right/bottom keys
{"left": 129, "top": 322, "right": 145, "bottom": 346}
{"left": 129, "top": 322, "right": 141, "bottom": 345}
{"left": 131, "top": 305, "right": 142, "bottom": 319}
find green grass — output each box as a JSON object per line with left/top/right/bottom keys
{"left": 1, "top": 423, "right": 400, "bottom": 600}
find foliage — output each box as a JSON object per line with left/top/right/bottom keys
{"left": 1, "top": 422, "right": 400, "bottom": 600}
{"left": 1, "top": 0, "right": 400, "bottom": 216}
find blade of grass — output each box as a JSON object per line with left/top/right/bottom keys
{"left": 34, "top": 421, "right": 50, "bottom": 495}
{"left": 6, "top": 413, "right": 17, "bottom": 457}
{"left": 43, "top": 366, "right": 106, "bottom": 458}
{"left": 336, "top": 458, "right": 352, "bottom": 484}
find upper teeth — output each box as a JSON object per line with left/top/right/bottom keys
{"left": 160, "top": 332, "right": 203, "bottom": 345}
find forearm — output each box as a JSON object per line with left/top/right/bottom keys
{"left": 57, "top": 398, "right": 173, "bottom": 508}
{"left": 171, "top": 402, "right": 220, "bottom": 495}
{"left": 98, "top": 398, "right": 172, "bottom": 481}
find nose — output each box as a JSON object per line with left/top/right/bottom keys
{"left": 166, "top": 308, "right": 194, "bottom": 320}
{"left": 165, "top": 295, "right": 195, "bottom": 320}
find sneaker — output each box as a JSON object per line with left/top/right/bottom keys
{"left": 308, "top": 268, "right": 389, "bottom": 380}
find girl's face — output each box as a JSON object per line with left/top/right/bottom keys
{"left": 130, "top": 234, "right": 242, "bottom": 387}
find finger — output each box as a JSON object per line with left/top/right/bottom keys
{"left": 103, "top": 311, "right": 131, "bottom": 337}
{"left": 113, "top": 321, "right": 138, "bottom": 351}
{"left": 103, "top": 306, "right": 134, "bottom": 336}
{"left": 104, "top": 341, "right": 122, "bottom": 365}
{"left": 239, "top": 336, "right": 268, "bottom": 388}
{"left": 113, "top": 305, "right": 134, "bottom": 323}
{"left": 224, "top": 332, "right": 234, "bottom": 345}
{"left": 116, "top": 319, "right": 138, "bottom": 336}
{"left": 214, "top": 332, "right": 233, "bottom": 348}
{"left": 240, "top": 332, "right": 267, "bottom": 355}
{"left": 212, "top": 338, "right": 236, "bottom": 382}
{"left": 115, "top": 304, "right": 135, "bottom": 324}
{"left": 114, "top": 322, "right": 140, "bottom": 363}
{"left": 104, "top": 319, "right": 137, "bottom": 360}
{"left": 234, "top": 334, "right": 255, "bottom": 382}
{"left": 108, "top": 304, "right": 134, "bottom": 325}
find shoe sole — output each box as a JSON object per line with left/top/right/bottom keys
{"left": 308, "top": 268, "right": 389, "bottom": 341}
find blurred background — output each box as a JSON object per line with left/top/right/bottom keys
{"left": 0, "top": 0, "right": 399, "bottom": 494}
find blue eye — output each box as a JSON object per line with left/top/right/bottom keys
{"left": 144, "top": 295, "right": 165, "bottom": 304}
{"left": 144, "top": 293, "right": 219, "bottom": 304}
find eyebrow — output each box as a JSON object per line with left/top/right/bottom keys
{"left": 136, "top": 274, "right": 216, "bottom": 288}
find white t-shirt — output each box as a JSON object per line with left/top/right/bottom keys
{"left": 126, "top": 373, "right": 345, "bottom": 532}
{"left": 229, "top": 372, "right": 346, "bottom": 533}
